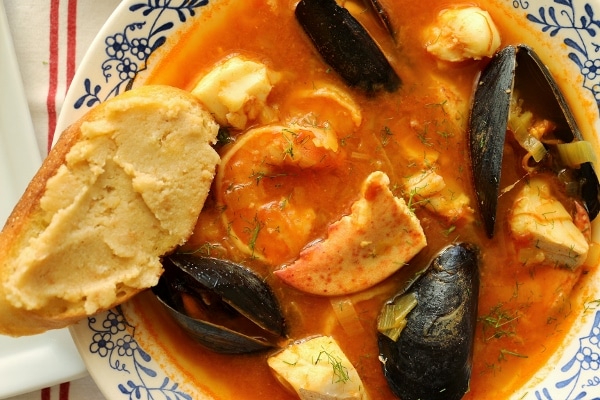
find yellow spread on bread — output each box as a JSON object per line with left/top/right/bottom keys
{"left": 0, "top": 85, "right": 220, "bottom": 336}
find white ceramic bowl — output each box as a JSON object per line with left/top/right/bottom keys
{"left": 62, "top": 1, "right": 600, "bottom": 399}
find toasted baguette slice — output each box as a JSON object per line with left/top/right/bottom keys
{"left": 0, "top": 85, "right": 220, "bottom": 336}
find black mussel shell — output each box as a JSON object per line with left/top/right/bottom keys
{"left": 155, "top": 295, "right": 277, "bottom": 354}
{"left": 378, "top": 243, "right": 480, "bottom": 400}
{"left": 295, "top": 0, "right": 401, "bottom": 93}
{"left": 153, "top": 254, "right": 286, "bottom": 354}
{"left": 364, "top": 0, "right": 396, "bottom": 40}
{"left": 469, "top": 44, "right": 600, "bottom": 237}
{"left": 469, "top": 46, "right": 515, "bottom": 238}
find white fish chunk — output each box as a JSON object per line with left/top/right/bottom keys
{"left": 509, "top": 177, "right": 589, "bottom": 269}
{"left": 268, "top": 336, "right": 368, "bottom": 400}
{"left": 192, "top": 56, "right": 278, "bottom": 129}
{"left": 403, "top": 168, "right": 473, "bottom": 223}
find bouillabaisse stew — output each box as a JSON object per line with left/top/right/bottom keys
{"left": 126, "top": 0, "right": 600, "bottom": 398}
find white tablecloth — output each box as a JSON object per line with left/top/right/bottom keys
{"left": 3, "top": 1, "right": 123, "bottom": 398}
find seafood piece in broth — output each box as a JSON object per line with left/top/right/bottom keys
{"left": 509, "top": 176, "right": 590, "bottom": 269}
{"left": 152, "top": 254, "right": 286, "bottom": 354}
{"left": 275, "top": 171, "right": 426, "bottom": 296}
{"left": 191, "top": 55, "right": 279, "bottom": 130}
{"left": 469, "top": 44, "right": 600, "bottom": 237}
{"left": 295, "top": 0, "right": 400, "bottom": 93}
{"left": 214, "top": 124, "right": 345, "bottom": 265}
{"left": 377, "top": 243, "right": 479, "bottom": 400}
{"left": 425, "top": 6, "right": 501, "bottom": 62}
{"left": 268, "top": 336, "right": 368, "bottom": 400}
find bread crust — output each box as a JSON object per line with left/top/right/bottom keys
{"left": 0, "top": 120, "right": 84, "bottom": 334}
{"left": 0, "top": 85, "right": 220, "bottom": 336}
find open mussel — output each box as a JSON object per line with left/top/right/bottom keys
{"left": 469, "top": 44, "right": 600, "bottom": 237}
{"left": 152, "top": 254, "right": 287, "bottom": 354}
{"left": 295, "top": 0, "right": 400, "bottom": 93}
{"left": 377, "top": 243, "right": 480, "bottom": 400}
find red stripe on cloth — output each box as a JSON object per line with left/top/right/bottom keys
{"left": 66, "top": 0, "right": 77, "bottom": 89}
{"left": 59, "top": 382, "right": 70, "bottom": 400}
{"left": 46, "top": 0, "right": 61, "bottom": 151}
{"left": 41, "top": 387, "right": 51, "bottom": 400}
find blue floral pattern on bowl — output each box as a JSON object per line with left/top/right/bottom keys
{"left": 524, "top": 0, "right": 600, "bottom": 110}
{"left": 62, "top": 0, "right": 600, "bottom": 399}
{"left": 530, "top": 305, "right": 600, "bottom": 400}
{"left": 87, "top": 307, "right": 192, "bottom": 400}
{"left": 74, "top": 0, "right": 208, "bottom": 110}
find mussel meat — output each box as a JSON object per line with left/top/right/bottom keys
{"left": 295, "top": 0, "right": 401, "bottom": 93}
{"left": 152, "top": 254, "right": 287, "bottom": 354}
{"left": 377, "top": 243, "right": 480, "bottom": 400}
{"left": 469, "top": 44, "right": 600, "bottom": 237}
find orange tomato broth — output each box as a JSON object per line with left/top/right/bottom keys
{"left": 128, "top": 0, "right": 599, "bottom": 398}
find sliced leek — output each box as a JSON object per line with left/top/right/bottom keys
{"left": 377, "top": 292, "right": 418, "bottom": 341}
{"left": 556, "top": 141, "right": 597, "bottom": 168}
{"left": 508, "top": 109, "right": 547, "bottom": 162}
{"left": 330, "top": 297, "right": 365, "bottom": 337}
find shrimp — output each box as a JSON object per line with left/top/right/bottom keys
{"left": 215, "top": 124, "right": 347, "bottom": 265}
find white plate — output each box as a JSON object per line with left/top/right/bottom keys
{"left": 58, "top": 0, "right": 600, "bottom": 399}
{"left": 0, "top": 1, "right": 86, "bottom": 398}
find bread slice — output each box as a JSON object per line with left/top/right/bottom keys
{"left": 0, "top": 85, "right": 220, "bottom": 336}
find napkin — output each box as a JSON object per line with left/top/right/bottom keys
{"left": 5, "top": 0, "right": 120, "bottom": 155}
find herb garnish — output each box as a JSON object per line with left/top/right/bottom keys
{"left": 315, "top": 348, "right": 351, "bottom": 384}
{"left": 406, "top": 185, "right": 430, "bottom": 214}
{"left": 478, "top": 303, "right": 521, "bottom": 342}
{"left": 498, "top": 349, "right": 528, "bottom": 361}
{"left": 243, "top": 214, "right": 263, "bottom": 258}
